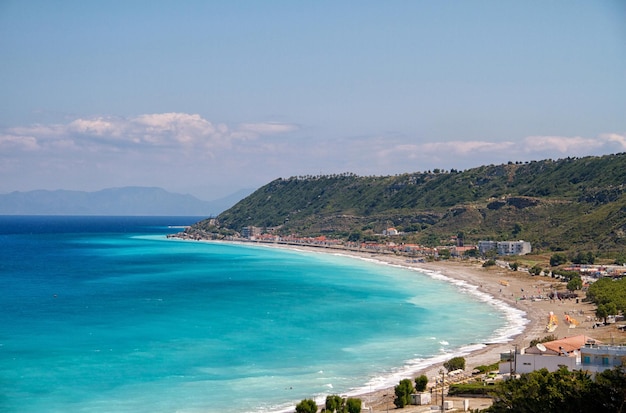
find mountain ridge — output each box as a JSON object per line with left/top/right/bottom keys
{"left": 190, "top": 153, "right": 626, "bottom": 254}
{"left": 0, "top": 186, "right": 252, "bottom": 216}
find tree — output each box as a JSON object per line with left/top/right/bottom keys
{"left": 614, "top": 254, "right": 626, "bottom": 265}
{"left": 444, "top": 356, "right": 466, "bottom": 371}
{"left": 593, "top": 367, "right": 626, "bottom": 412}
{"left": 394, "top": 378, "right": 414, "bottom": 408}
{"left": 438, "top": 249, "right": 451, "bottom": 260}
{"left": 550, "top": 253, "right": 568, "bottom": 267}
{"left": 345, "top": 398, "right": 361, "bottom": 413}
{"left": 414, "top": 375, "right": 428, "bottom": 392}
{"left": 567, "top": 276, "right": 583, "bottom": 291}
{"left": 596, "top": 304, "right": 610, "bottom": 323}
{"left": 510, "top": 262, "right": 519, "bottom": 271}
{"left": 463, "top": 248, "right": 479, "bottom": 258}
{"left": 325, "top": 395, "right": 342, "bottom": 413}
{"left": 596, "top": 303, "right": 618, "bottom": 323}
{"left": 296, "top": 399, "right": 318, "bottom": 413}
{"left": 485, "top": 367, "right": 625, "bottom": 413}
{"left": 529, "top": 265, "right": 543, "bottom": 276}
{"left": 571, "top": 251, "right": 595, "bottom": 265}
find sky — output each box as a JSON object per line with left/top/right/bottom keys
{"left": 1, "top": 1, "right": 625, "bottom": 201}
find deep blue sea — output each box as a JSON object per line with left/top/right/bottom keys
{"left": 0, "top": 216, "right": 524, "bottom": 413}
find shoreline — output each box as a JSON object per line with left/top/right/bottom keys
{"left": 237, "top": 242, "right": 605, "bottom": 411}
{"left": 265, "top": 246, "right": 550, "bottom": 411}
{"left": 167, "top": 237, "right": 606, "bottom": 412}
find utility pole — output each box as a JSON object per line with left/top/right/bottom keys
{"left": 440, "top": 369, "right": 445, "bottom": 411}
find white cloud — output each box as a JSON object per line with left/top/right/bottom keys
{"left": 600, "top": 133, "right": 626, "bottom": 150}
{"left": 237, "top": 122, "right": 298, "bottom": 135}
{"left": 521, "top": 135, "right": 601, "bottom": 153}
{"left": 0, "top": 134, "right": 40, "bottom": 151}
{"left": 132, "top": 113, "right": 217, "bottom": 145}
{"left": 2, "top": 113, "right": 300, "bottom": 155}
{"left": 69, "top": 117, "right": 122, "bottom": 137}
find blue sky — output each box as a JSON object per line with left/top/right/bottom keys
{"left": 1, "top": 1, "right": 625, "bottom": 200}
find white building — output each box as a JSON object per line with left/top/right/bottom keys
{"left": 478, "top": 240, "right": 498, "bottom": 255}
{"left": 241, "top": 226, "right": 262, "bottom": 239}
{"left": 581, "top": 343, "right": 626, "bottom": 374}
{"left": 499, "top": 335, "right": 594, "bottom": 375}
{"left": 383, "top": 227, "right": 399, "bottom": 236}
{"left": 497, "top": 240, "right": 532, "bottom": 256}
{"left": 478, "top": 240, "right": 531, "bottom": 256}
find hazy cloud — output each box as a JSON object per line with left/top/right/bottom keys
{"left": 2, "top": 113, "right": 299, "bottom": 155}
{"left": 0, "top": 134, "right": 40, "bottom": 151}
{"left": 1, "top": 112, "right": 624, "bottom": 197}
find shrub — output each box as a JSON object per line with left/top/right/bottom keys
{"left": 345, "top": 398, "right": 361, "bottom": 413}
{"left": 529, "top": 335, "right": 558, "bottom": 347}
{"left": 567, "top": 276, "right": 583, "bottom": 291}
{"left": 448, "top": 383, "right": 491, "bottom": 396}
{"left": 444, "top": 356, "right": 466, "bottom": 372}
{"left": 474, "top": 362, "right": 500, "bottom": 374}
{"left": 550, "top": 253, "right": 568, "bottom": 266}
{"left": 414, "top": 375, "right": 428, "bottom": 392}
{"left": 394, "top": 378, "right": 414, "bottom": 408}
{"left": 296, "top": 399, "right": 318, "bottom": 413}
{"left": 325, "top": 395, "right": 342, "bottom": 412}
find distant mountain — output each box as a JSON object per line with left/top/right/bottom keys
{"left": 0, "top": 187, "right": 253, "bottom": 216}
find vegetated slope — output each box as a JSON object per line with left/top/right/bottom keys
{"left": 194, "top": 153, "right": 626, "bottom": 253}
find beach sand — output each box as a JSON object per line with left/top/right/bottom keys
{"left": 264, "top": 245, "right": 624, "bottom": 412}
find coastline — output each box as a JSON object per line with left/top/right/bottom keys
{"left": 227, "top": 242, "right": 603, "bottom": 412}
{"left": 167, "top": 236, "right": 608, "bottom": 412}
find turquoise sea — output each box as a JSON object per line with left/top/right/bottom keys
{"left": 0, "top": 216, "right": 524, "bottom": 413}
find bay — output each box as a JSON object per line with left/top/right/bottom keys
{"left": 0, "top": 216, "right": 511, "bottom": 412}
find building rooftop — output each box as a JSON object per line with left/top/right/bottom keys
{"left": 525, "top": 335, "right": 601, "bottom": 356}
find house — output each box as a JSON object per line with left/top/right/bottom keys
{"left": 500, "top": 335, "right": 599, "bottom": 375}
{"left": 450, "top": 245, "right": 477, "bottom": 257}
{"left": 580, "top": 342, "right": 626, "bottom": 374}
{"left": 383, "top": 227, "right": 399, "bottom": 236}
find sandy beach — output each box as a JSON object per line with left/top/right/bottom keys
{"left": 254, "top": 243, "right": 624, "bottom": 412}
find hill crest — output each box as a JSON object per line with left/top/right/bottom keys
{"left": 192, "top": 153, "right": 626, "bottom": 254}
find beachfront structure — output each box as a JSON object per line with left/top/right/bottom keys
{"left": 499, "top": 335, "right": 597, "bottom": 375}
{"left": 450, "top": 245, "right": 477, "bottom": 257}
{"left": 241, "top": 226, "right": 262, "bottom": 239}
{"left": 478, "top": 241, "right": 498, "bottom": 255}
{"left": 478, "top": 240, "right": 531, "bottom": 256}
{"left": 580, "top": 343, "right": 626, "bottom": 374}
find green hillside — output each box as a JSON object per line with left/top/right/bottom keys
{"left": 191, "top": 153, "right": 626, "bottom": 254}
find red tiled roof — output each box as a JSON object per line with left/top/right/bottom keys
{"left": 528, "top": 335, "right": 601, "bottom": 355}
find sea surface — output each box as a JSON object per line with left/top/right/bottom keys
{"left": 0, "top": 216, "right": 524, "bottom": 413}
